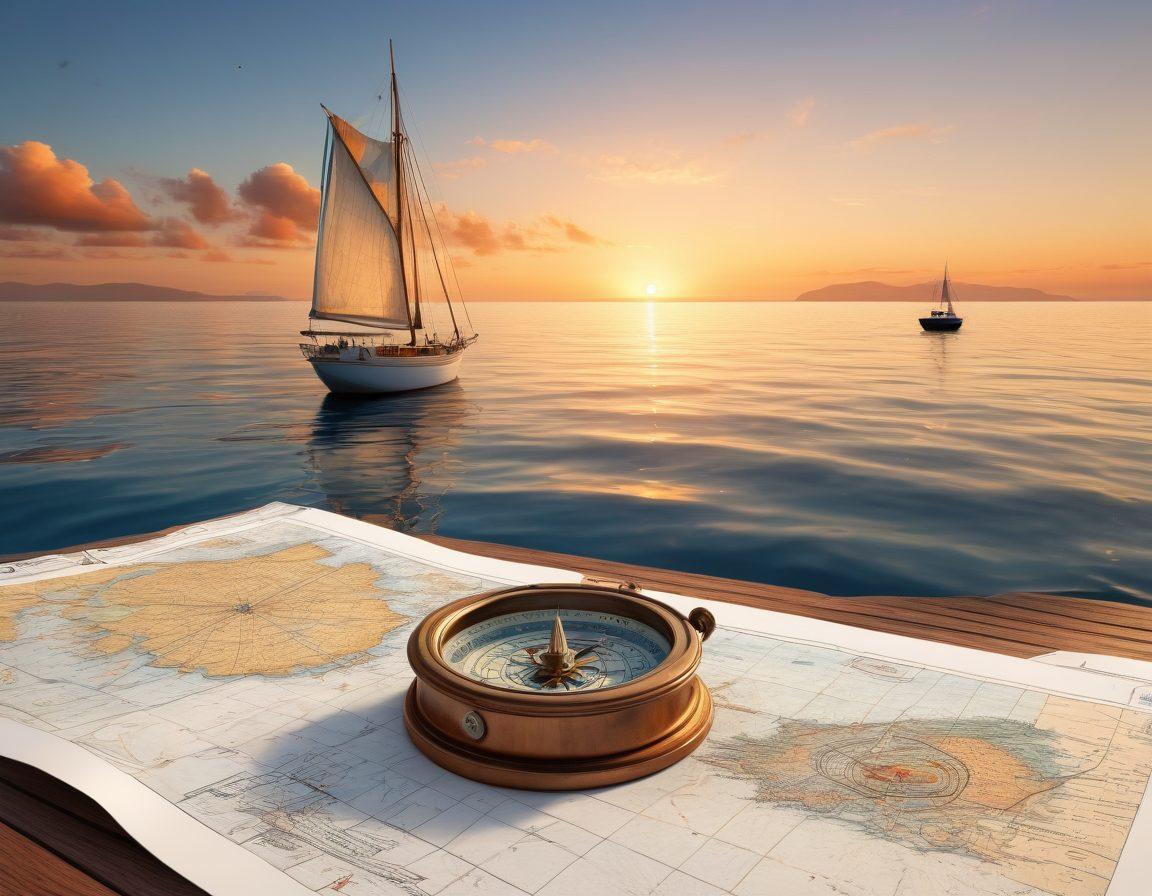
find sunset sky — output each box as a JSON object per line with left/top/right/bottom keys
{"left": 1, "top": 0, "right": 1148, "bottom": 300}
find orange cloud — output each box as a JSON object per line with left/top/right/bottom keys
{"left": 848, "top": 123, "right": 953, "bottom": 151}
{"left": 722, "top": 132, "right": 757, "bottom": 148}
{"left": 589, "top": 151, "right": 721, "bottom": 185}
{"left": 789, "top": 96, "right": 817, "bottom": 128}
{"left": 151, "top": 218, "right": 210, "bottom": 250}
{"left": 76, "top": 232, "right": 148, "bottom": 247}
{"left": 0, "top": 226, "right": 40, "bottom": 241}
{"left": 434, "top": 156, "right": 488, "bottom": 180}
{"left": 0, "top": 244, "right": 74, "bottom": 260}
{"left": 437, "top": 206, "right": 605, "bottom": 256}
{"left": 1098, "top": 261, "right": 1151, "bottom": 270}
{"left": 160, "top": 168, "right": 237, "bottom": 225}
{"left": 237, "top": 162, "right": 319, "bottom": 244}
{"left": 0, "top": 141, "right": 151, "bottom": 231}
{"left": 468, "top": 137, "right": 558, "bottom": 155}
{"left": 542, "top": 214, "right": 602, "bottom": 246}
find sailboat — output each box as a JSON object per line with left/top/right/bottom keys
{"left": 918, "top": 266, "right": 964, "bottom": 332}
{"left": 300, "top": 43, "right": 477, "bottom": 394}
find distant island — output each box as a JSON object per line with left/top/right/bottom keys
{"left": 0, "top": 282, "right": 299, "bottom": 302}
{"left": 795, "top": 281, "right": 1083, "bottom": 302}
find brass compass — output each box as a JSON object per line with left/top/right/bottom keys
{"left": 403, "top": 582, "right": 716, "bottom": 790}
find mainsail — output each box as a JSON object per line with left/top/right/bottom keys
{"left": 311, "top": 111, "right": 410, "bottom": 330}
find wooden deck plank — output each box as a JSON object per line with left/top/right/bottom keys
{"left": 0, "top": 760, "right": 209, "bottom": 896}
{"left": 424, "top": 534, "right": 1152, "bottom": 661}
{"left": 0, "top": 821, "right": 120, "bottom": 896}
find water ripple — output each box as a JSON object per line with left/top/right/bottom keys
{"left": 0, "top": 300, "right": 1148, "bottom": 602}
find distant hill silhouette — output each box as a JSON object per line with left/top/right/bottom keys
{"left": 0, "top": 281, "right": 298, "bottom": 302}
{"left": 796, "top": 281, "right": 1081, "bottom": 302}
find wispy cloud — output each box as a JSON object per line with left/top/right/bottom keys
{"left": 0, "top": 225, "right": 41, "bottom": 241}
{"left": 0, "top": 244, "right": 75, "bottom": 260}
{"left": 437, "top": 205, "right": 607, "bottom": 256}
{"left": 828, "top": 266, "right": 924, "bottom": 276}
{"left": 830, "top": 196, "right": 869, "bottom": 207}
{"left": 588, "top": 151, "right": 721, "bottom": 186}
{"left": 468, "top": 136, "right": 558, "bottom": 155}
{"left": 1098, "top": 261, "right": 1151, "bottom": 270}
{"left": 75, "top": 232, "right": 148, "bottom": 247}
{"left": 789, "top": 96, "right": 817, "bottom": 128}
{"left": 151, "top": 217, "right": 210, "bottom": 250}
{"left": 541, "top": 214, "right": 605, "bottom": 247}
{"left": 722, "top": 132, "right": 757, "bottom": 149}
{"left": 433, "top": 156, "right": 488, "bottom": 180}
{"left": 848, "top": 123, "right": 953, "bottom": 152}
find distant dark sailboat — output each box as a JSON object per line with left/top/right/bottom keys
{"left": 919, "top": 266, "right": 964, "bottom": 332}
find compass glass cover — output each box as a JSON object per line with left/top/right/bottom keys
{"left": 442, "top": 608, "right": 672, "bottom": 692}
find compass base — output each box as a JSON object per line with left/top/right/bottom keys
{"left": 403, "top": 679, "right": 714, "bottom": 791}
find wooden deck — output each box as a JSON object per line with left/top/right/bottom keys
{"left": 3, "top": 522, "right": 1152, "bottom": 895}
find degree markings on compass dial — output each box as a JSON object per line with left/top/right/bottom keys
{"left": 443, "top": 609, "right": 672, "bottom": 692}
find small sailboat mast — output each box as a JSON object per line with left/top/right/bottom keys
{"left": 940, "top": 264, "right": 955, "bottom": 315}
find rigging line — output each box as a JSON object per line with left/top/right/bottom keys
{"left": 396, "top": 102, "right": 450, "bottom": 337}
{"left": 403, "top": 141, "right": 460, "bottom": 340}
{"left": 403, "top": 143, "right": 423, "bottom": 331}
{"left": 395, "top": 84, "right": 475, "bottom": 335}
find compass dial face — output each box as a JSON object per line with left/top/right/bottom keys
{"left": 442, "top": 608, "right": 672, "bottom": 692}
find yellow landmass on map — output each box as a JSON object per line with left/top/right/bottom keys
{"left": 0, "top": 588, "right": 39, "bottom": 641}
{"left": 706, "top": 711, "right": 1152, "bottom": 896}
{"left": 3, "top": 544, "right": 406, "bottom": 676}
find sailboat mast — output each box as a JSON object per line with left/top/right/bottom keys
{"left": 390, "top": 40, "right": 417, "bottom": 345}
{"left": 942, "top": 263, "right": 954, "bottom": 314}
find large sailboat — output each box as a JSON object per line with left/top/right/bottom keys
{"left": 918, "top": 265, "right": 964, "bottom": 332}
{"left": 300, "top": 44, "right": 476, "bottom": 394}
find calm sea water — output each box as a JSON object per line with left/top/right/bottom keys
{"left": 1, "top": 301, "right": 1148, "bottom": 602}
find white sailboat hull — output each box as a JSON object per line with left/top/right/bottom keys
{"left": 308, "top": 350, "right": 464, "bottom": 394}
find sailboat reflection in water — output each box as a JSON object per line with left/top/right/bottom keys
{"left": 306, "top": 385, "right": 478, "bottom": 532}
{"left": 300, "top": 42, "right": 477, "bottom": 394}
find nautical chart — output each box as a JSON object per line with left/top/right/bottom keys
{"left": 2, "top": 503, "right": 1152, "bottom": 896}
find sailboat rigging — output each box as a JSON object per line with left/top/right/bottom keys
{"left": 918, "top": 265, "right": 964, "bottom": 332}
{"left": 300, "top": 42, "right": 477, "bottom": 393}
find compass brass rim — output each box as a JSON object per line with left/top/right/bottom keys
{"left": 407, "top": 583, "right": 703, "bottom": 712}
{"left": 404, "top": 583, "right": 715, "bottom": 790}
{"left": 403, "top": 679, "right": 714, "bottom": 791}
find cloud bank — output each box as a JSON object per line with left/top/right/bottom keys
{"left": 0, "top": 141, "right": 151, "bottom": 231}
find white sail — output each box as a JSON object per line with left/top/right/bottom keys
{"left": 330, "top": 114, "right": 399, "bottom": 225}
{"left": 311, "top": 114, "right": 410, "bottom": 329}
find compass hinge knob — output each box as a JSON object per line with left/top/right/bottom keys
{"left": 689, "top": 607, "right": 716, "bottom": 642}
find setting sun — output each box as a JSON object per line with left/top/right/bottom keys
{"left": 645, "top": 283, "right": 658, "bottom": 297}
